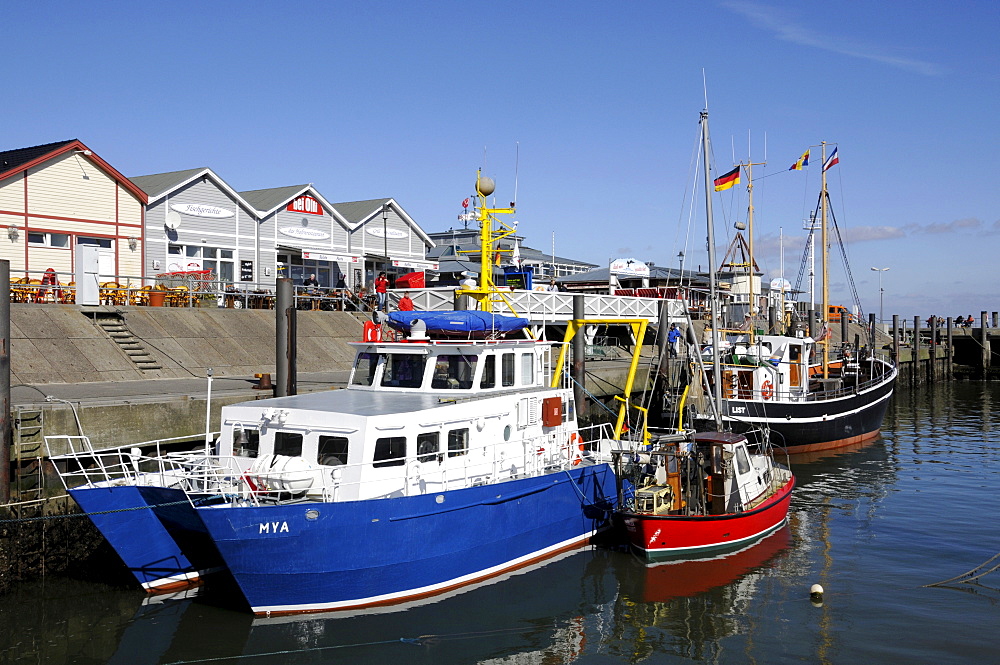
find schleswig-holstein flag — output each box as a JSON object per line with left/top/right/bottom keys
{"left": 823, "top": 147, "right": 840, "bottom": 172}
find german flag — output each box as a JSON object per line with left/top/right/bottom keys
{"left": 713, "top": 165, "right": 740, "bottom": 191}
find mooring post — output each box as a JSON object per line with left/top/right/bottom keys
{"left": 929, "top": 316, "right": 938, "bottom": 381}
{"left": 1, "top": 259, "right": 10, "bottom": 503}
{"left": 913, "top": 316, "right": 921, "bottom": 383}
{"left": 981, "top": 311, "right": 990, "bottom": 373}
{"left": 572, "top": 294, "right": 587, "bottom": 419}
{"left": 275, "top": 278, "right": 297, "bottom": 397}
{"left": 946, "top": 317, "right": 954, "bottom": 375}
{"left": 993, "top": 312, "right": 998, "bottom": 328}
{"left": 892, "top": 314, "right": 900, "bottom": 368}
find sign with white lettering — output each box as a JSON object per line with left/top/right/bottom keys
{"left": 286, "top": 195, "right": 323, "bottom": 215}
{"left": 240, "top": 260, "right": 254, "bottom": 281}
{"left": 170, "top": 203, "right": 235, "bottom": 219}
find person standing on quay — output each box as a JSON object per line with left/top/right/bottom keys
{"left": 375, "top": 272, "right": 389, "bottom": 311}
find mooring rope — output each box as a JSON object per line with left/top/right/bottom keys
{"left": 924, "top": 551, "right": 1000, "bottom": 587}
{"left": 0, "top": 497, "right": 213, "bottom": 525}
{"left": 162, "top": 626, "right": 540, "bottom": 664}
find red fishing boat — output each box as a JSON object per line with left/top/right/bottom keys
{"left": 613, "top": 431, "right": 794, "bottom": 561}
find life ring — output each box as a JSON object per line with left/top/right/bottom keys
{"left": 761, "top": 380, "right": 774, "bottom": 400}
{"left": 565, "top": 433, "right": 585, "bottom": 466}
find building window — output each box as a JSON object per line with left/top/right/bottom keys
{"left": 28, "top": 232, "right": 71, "bottom": 247}
{"left": 170, "top": 244, "right": 236, "bottom": 282}
{"left": 77, "top": 236, "right": 113, "bottom": 249}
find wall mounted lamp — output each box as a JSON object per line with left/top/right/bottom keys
{"left": 7, "top": 225, "right": 18, "bottom": 241}
{"left": 127, "top": 237, "right": 138, "bottom": 251}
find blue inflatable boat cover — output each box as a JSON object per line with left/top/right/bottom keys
{"left": 387, "top": 310, "right": 529, "bottom": 336}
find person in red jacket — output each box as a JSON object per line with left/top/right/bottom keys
{"left": 375, "top": 272, "right": 389, "bottom": 311}
{"left": 397, "top": 292, "right": 414, "bottom": 311}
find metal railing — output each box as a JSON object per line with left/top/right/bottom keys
{"left": 44, "top": 423, "right": 617, "bottom": 508}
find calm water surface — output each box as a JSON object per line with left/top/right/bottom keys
{"left": 3, "top": 382, "right": 998, "bottom": 664}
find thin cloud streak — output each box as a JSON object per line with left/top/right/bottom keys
{"left": 723, "top": 2, "right": 944, "bottom": 76}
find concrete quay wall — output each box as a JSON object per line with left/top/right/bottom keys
{"left": 9, "top": 304, "right": 363, "bottom": 385}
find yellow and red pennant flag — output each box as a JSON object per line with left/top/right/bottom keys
{"left": 713, "top": 166, "right": 740, "bottom": 191}
{"left": 789, "top": 149, "right": 810, "bottom": 171}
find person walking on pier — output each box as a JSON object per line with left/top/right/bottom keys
{"left": 667, "top": 323, "right": 681, "bottom": 358}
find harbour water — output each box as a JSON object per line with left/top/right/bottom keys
{"left": 2, "top": 382, "right": 999, "bottom": 664}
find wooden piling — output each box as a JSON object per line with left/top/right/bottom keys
{"left": 982, "top": 311, "right": 990, "bottom": 372}
{"left": 892, "top": 315, "right": 900, "bottom": 367}
{"left": 946, "top": 317, "right": 953, "bottom": 375}
{"left": 913, "top": 316, "right": 920, "bottom": 383}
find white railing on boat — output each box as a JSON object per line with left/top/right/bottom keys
{"left": 43, "top": 424, "right": 626, "bottom": 509}
{"left": 45, "top": 434, "right": 226, "bottom": 493}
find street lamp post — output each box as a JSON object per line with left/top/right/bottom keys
{"left": 382, "top": 204, "right": 389, "bottom": 276}
{"left": 870, "top": 267, "right": 889, "bottom": 324}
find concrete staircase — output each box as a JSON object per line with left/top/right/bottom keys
{"left": 94, "top": 313, "right": 162, "bottom": 371}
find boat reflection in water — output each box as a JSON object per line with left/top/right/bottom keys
{"left": 97, "top": 530, "right": 792, "bottom": 665}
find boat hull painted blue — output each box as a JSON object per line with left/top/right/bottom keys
{"left": 197, "top": 464, "right": 617, "bottom": 615}
{"left": 68, "top": 486, "right": 205, "bottom": 591}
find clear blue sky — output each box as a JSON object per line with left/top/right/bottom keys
{"left": 5, "top": 1, "right": 998, "bottom": 319}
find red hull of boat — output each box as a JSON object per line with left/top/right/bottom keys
{"left": 621, "top": 477, "right": 795, "bottom": 561}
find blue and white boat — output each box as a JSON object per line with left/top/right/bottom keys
{"left": 196, "top": 314, "right": 618, "bottom": 615}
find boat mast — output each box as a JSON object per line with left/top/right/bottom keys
{"left": 744, "top": 158, "right": 765, "bottom": 334}
{"left": 700, "top": 111, "right": 724, "bottom": 429}
{"left": 820, "top": 141, "right": 830, "bottom": 378}
{"left": 465, "top": 170, "right": 518, "bottom": 313}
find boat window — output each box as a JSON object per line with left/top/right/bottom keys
{"left": 735, "top": 446, "right": 751, "bottom": 475}
{"left": 481, "top": 355, "right": 496, "bottom": 388}
{"left": 274, "top": 431, "right": 303, "bottom": 457}
{"left": 431, "top": 355, "right": 478, "bottom": 390}
{"left": 502, "top": 353, "right": 515, "bottom": 387}
{"left": 351, "top": 352, "right": 380, "bottom": 386}
{"left": 318, "top": 436, "right": 349, "bottom": 466}
{"left": 233, "top": 427, "right": 260, "bottom": 458}
{"left": 520, "top": 353, "right": 534, "bottom": 386}
{"left": 373, "top": 437, "right": 406, "bottom": 467}
{"left": 416, "top": 432, "right": 440, "bottom": 462}
{"left": 447, "top": 428, "right": 469, "bottom": 458}
{"left": 380, "top": 354, "right": 426, "bottom": 388}
{"left": 789, "top": 345, "right": 801, "bottom": 362}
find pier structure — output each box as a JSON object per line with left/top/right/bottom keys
{"left": 405, "top": 287, "right": 685, "bottom": 330}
